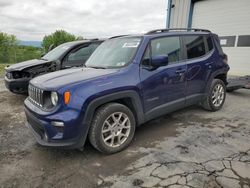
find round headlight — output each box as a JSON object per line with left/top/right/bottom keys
{"left": 51, "top": 92, "right": 58, "bottom": 106}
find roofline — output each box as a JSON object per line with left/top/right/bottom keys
{"left": 107, "top": 28, "right": 212, "bottom": 40}
{"left": 63, "top": 39, "right": 104, "bottom": 44}
{"left": 109, "top": 35, "right": 131, "bottom": 39}
{"left": 146, "top": 28, "right": 211, "bottom": 35}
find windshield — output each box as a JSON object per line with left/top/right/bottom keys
{"left": 42, "top": 43, "right": 73, "bottom": 61}
{"left": 85, "top": 37, "right": 141, "bottom": 68}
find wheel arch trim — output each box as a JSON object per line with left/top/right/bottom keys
{"left": 77, "top": 90, "right": 145, "bottom": 148}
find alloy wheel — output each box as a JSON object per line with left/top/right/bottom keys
{"left": 212, "top": 84, "right": 225, "bottom": 107}
{"left": 101, "top": 112, "right": 131, "bottom": 148}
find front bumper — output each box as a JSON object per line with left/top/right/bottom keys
{"left": 24, "top": 99, "right": 87, "bottom": 149}
{"left": 5, "top": 76, "right": 30, "bottom": 94}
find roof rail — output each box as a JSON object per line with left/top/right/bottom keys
{"left": 89, "top": 38, "right": 99, "bottom": 41}
{"left": 109, "top": 35, "right": 130, "bottom": 39}
{"left": 145, "top": 28, "right": 211, "bottom": 35}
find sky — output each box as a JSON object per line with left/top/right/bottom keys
{"left": 0, "top": 0, "right": 167, "bottom": 41}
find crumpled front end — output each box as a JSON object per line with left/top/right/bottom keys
{"left": 4, "top": 60, "right": 57, "bottom": 94}
{"left": 5, "top": 69, "right": 31, "bottom": 94}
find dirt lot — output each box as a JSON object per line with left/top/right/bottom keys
{"left": 0, "top": 78, "right": 250, "bottom": 188}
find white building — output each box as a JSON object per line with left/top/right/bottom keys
{"left": 167, "top": 0, "right": 250, "bottom": 75}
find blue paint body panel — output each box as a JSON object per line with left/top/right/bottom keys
{"left": 24, "top": 31, "right": 230, "bottom": 149}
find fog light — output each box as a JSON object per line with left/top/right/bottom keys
{"left": 44, "top": 132, "right": 49, "bottom": 141}
{"left": 51, "top": 121, "right": 64, "bottom": 127}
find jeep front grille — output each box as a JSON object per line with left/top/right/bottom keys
{"left": 28, "top": 85, "right": 44, "bottom": 107}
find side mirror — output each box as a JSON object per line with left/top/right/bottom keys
{"left": 151, "top": 55, "right": 168, "bottom": 67}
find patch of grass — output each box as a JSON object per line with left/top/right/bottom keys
{"left": 0, "top": 64, "right": 10, "bottom": 77}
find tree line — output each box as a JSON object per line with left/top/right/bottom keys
{"left": 0, "top": 30, "right": 81, "bottom": 64}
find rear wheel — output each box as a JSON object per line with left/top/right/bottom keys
{"left": 88, "top": 103, "right": 136, "bottom": 154}
{"left": 202, "top": 79, "right": 226, "bottom": 111}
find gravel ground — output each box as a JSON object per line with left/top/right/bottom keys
{"left": 0, "top": 77, "right": 6, "bottom": 92}
{"left": 0, "top": 78, "right": 250, "bottom": 188}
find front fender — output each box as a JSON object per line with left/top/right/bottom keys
{"left": 75, "top": 90, "right": 145, "bottom": 148}
{"left": 83, "top": 90, "right": 144, "bottom": 126}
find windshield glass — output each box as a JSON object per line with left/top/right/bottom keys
{"left": 85, "top": 37, "right": 141, "bottom": 68}
{"left": 42, "top": 43, "right": 73, "bottom": 61}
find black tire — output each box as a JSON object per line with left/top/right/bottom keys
{"left": 88, "top": 103, "right": 136, "bottom": 154}
{"left": 202, "top": 79, "right": 226, "bottom": 111}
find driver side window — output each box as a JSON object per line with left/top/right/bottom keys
{"left": 68, "top": 46, "right": 91, "bottom": 62}
{"left": 63, "top": 44, "right": 99, "bottom": 67}
{"left": 151, "top": 37, "right": 181, "bottom": 65}
{"left": 142, "top": 37, "right": 181, "bottom": 67}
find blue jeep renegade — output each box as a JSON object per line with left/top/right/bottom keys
{"left": 24, "top": 28, "right": 229, "bottom": 154}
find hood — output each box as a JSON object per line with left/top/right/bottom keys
{"left": 5, "top": 59, "right": 49, "bottom": 71}
{"left": 30, "top": 67, "right": 119, "bottom": 90}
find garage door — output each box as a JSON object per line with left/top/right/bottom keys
{"left": 192, "top": 0, "right": 250, "bottom": 75}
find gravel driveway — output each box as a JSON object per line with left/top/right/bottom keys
{"left": 0, "top": 78, "right": 249, "bottom": 188}
{"left": 0, "top": 77, "right": 6, "bottom": 92}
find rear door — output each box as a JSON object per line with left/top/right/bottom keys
{"left": 140, "top": 36, "right": 187, "bottom": 118}
{"left": 182, "top": 34, "right": 215, "bottom": 104}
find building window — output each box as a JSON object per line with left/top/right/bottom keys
{"left": 237, "top": 35, "right": 250, "bottom": 47}
{"left": 219, "top": 36, "right": 236, "bottom": 47}
{"left": 183, "top": 36, "right": 206, "bottom": 59}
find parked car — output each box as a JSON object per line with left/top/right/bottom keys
{"left": 5, "top": 39, "right": 103, "bottom": 94}
{"left": 24, "top": 28, "right": 229, "bottom": 154}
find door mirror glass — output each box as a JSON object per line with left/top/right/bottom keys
{"left": 151, "top": 55, "right": 168, "bottom": 67}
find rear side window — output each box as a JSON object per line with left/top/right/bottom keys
{"left": 151, "top": 36, "right": 181, "bottom": 64}
{"left": 206, "top": 35, "right": 214, "bottom": 51}
{"left": 183, "top": 36, "right": 206, "bottom": 59}
{"left": 213, "top": 34, "right": 225, "bottom": 56}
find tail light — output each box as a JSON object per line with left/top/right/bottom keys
{"left": 222, "top": 53, "right": 228, "bottom": 64}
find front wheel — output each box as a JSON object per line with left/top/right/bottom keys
{"left": 202, "top": 79, "right": 226, "bottom": 111}
{"left": 88, "top": 103, "right": 136, "bottom": 154}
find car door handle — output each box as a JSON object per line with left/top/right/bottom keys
{"left": 205, "top": 62, "right": 214, "bottom": 66}
{"left": 63, "top": 65, "right": 72, "bottom": 68}
{"left": 175, "top": 69, "right": 186, "bottom": 74}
